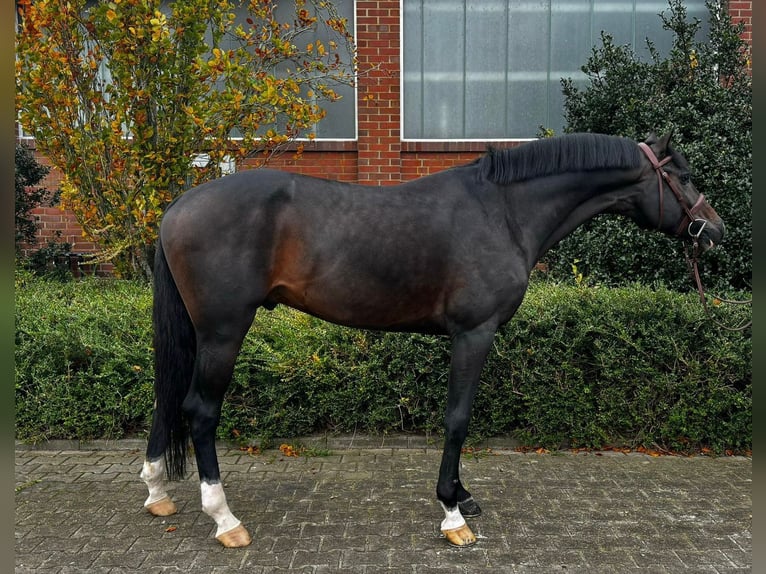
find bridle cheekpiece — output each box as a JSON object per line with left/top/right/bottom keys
{"left": 638, "top": 142, "right": 708, "bottom": 241}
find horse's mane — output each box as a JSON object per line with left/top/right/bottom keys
{"left": 477, "top": 133, "right": 642, "bottom": 184}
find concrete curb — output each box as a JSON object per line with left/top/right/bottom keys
{"left": 14, "top": 432, "right": 524, "bottom": 452}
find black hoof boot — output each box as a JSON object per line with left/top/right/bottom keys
{"left": 458, "top": 495, "right": 482, "bottom": 518}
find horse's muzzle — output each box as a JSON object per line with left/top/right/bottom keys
{"left": 695, "top": 218, "right": 725, "bottom": 252}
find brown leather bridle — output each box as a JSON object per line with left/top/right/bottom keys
{"left": 638, "top": 142, "right": 751, "bottom": 331}
{"left": 638, "top": 142, "right": 708, "bottom": 239}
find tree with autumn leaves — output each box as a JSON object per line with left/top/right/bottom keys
{"left": 16, "top": 0, "right": 355, "bottom": 278}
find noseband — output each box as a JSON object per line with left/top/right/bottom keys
{"left": 638, "top": 142, "right": 707, "bottom": 239}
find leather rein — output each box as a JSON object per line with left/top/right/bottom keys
{"left": 638, "top": 143, "right": 751, "bottom": 332}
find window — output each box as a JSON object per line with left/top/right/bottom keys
{"left": 224, "top": 0, "right": 356, "bottom": 141}
{"left": 402, "top": 0, "right": 710, "bottom": 140}
{"left": 16, "top": 0, "right": 356, "bottom": 142}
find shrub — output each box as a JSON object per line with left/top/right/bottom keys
{"left": 15, "top": 276, "right": 751, "bottom": 453}
{"left": 14, "top": 272, "right": 154, "bottom": 442}
{"left": 15, "top": 143, "right": 73, "bottom": 278}
{"left": 544, "top": 0, "right": 751, "bottom": 292}
{"left": 15, "top": 143, "right": 51, "bottom": 254}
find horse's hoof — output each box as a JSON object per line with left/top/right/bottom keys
{"left": 458, "top": 496, "right": 482, "bottom": 518}
{"left": 442, "top": 523, "right": 477, "bottom": 547}
{"left": 145, "top": 497, "right": 177, "bottom": 517}
{"left": 216, "top": 524, "right": 252, "bottom": 548}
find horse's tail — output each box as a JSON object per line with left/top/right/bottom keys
{"left": 152, "top": 238, "right": 196, "bottom": 481}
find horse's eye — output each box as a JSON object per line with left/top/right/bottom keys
{"left": 679, "top": 173, "right": 691, "bottom": 185}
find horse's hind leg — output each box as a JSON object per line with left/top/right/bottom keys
{"left": 184, "top": 315, "right": 256, "bottom": 548}
{"left": 141, "top": 408, "right": 176, "bottom": 516}
{"left": 140, "top": 456, "right": 177, "bottom": 517}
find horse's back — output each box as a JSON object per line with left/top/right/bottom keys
{"left": 161, "top": 167, "right": 472, "bottom": 258}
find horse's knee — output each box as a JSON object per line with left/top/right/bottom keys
{"left": 444, "top": 412, "right": 471, "bottom": 444}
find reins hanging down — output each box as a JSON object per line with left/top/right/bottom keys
{"left": 684, "top": 243, "right": 752, "bottom": 332}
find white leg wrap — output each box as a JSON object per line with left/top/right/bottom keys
{"left": 200, "top": 481, "right": 241, "bottom": 538}
{"left": 140, "top": 458, "right": 170, "bottom": 507}
{"left": 439, "top": 501, "right": 466, "bottom": 531}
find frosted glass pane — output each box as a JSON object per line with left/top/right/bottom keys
{"left": 551, "top": 1, "right": 592, "bottom": 76}
{"left": 466, "top": 1, "right": 507, "bottom": 72}
{"left": 316, "top": 82, "right": 356, "bottom": 139}
{"left": 420, "top": 0, "right": 465, "bottom": 138}
{"left": 422, "top": 0, "right": 464, "bottom": 73}
{"left": 402, "top": 0, "right": 423, "bottom": 138}
{"left": 403, "top": 80, "right": 423, "bottom": 139}
{"left": 507, "top": 80, "right": 548, "bottom": 136}
{"left": 227, "top": 0, "right": 356, "bottom": 139}
{"left": 546, "top": 80, "right": 569, "bottom": 136}
{"left": 466, "top": 81, "right": 507, "bottom": 138}
{"left": 593, "top": 0, "right": 635, "bottom": 47}
{"left": 636, "top": 3, "right": 673, "bottom": 58}
{"left": 508, "top": 3, "right": 549, "bottom": 72}
{"left": 423, "top": 81, "right": 464, "bottom": 139}
{"left": 634, "top": 1, "right": 709, "bottom": 59}
{"left": 463, "top": 1, "right": 507, "bottom": 136}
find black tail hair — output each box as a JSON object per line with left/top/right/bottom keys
{"left": 151, "top": 239, "right": 196, "bottom": 481}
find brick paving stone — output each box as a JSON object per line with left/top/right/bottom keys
{"left": 15, "top": 439, "right": 751, "bottom": 573}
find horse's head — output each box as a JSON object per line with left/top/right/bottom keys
{"left": 635, "top": 132, "right": 724, "bottom": 252}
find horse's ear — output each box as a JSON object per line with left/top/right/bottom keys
{"left": 658, "top": 131, "right": 673, "bottom": 152}
{"left": 645, "top": 131, "right": 672, "bottom": 159}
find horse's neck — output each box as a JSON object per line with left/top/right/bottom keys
{"left": 512, "top": 170, "right": 640, "bottom": 264}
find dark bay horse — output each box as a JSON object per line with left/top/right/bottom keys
{"left": 140, "top": 132, "right": 724, "bottom": 548}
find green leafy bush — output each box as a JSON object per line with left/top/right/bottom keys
{"left": 15, "top": 143, "right": 49, "bottom": 252}
{"left": 15, "top": 276, "right": 751, "bottom": 453}
{"left": 15, "top": 143, "right": 72, "bottom": 278}
{"left": 15, "top": 272, "right": 155, "bottom": 442}
{"left": 544, "top": 0, "right": 751, "bottom": 292}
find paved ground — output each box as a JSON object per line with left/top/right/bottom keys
{"left": 15, "top": 436, "right": 751, "bottom": 573}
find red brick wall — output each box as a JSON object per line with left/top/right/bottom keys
{"left": 266, "top": 146, "right": 358, "bottom": 182}
{"left": 728, "top": 0, "right": 753, "bottom": 46}
{"left": 20, "top": 0, "right": 752, "bottom": 265}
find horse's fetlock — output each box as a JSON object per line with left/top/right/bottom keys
{"left": 436, "top": 484, "right": 458, "bottom": 508}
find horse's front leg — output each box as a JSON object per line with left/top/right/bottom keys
{"left": 437, "top": 325, "right": 496, "bottom": 547}
{"left": 185, "top": 342, "right": 252, "bottom": 548}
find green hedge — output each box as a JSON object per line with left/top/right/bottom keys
{"left": 15, "top": 274, "right": 751, "bottom": 453}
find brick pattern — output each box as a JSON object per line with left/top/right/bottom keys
{"left": 15, "top": 443, "right": 752, "bottom": 572}
{"left": 356, "top": 0, "right": 401, "bottom": 184}
{"left": 262, "top": 147, "right": 359, "bottom": 182}
{"left": 728, "top": 0, "right": 752, "bottom": 46}
{"left": 19, "top": 0, "right": 752, "bottom": 264}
